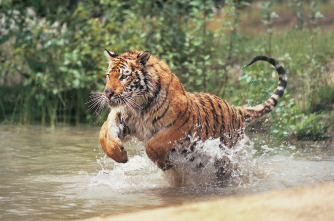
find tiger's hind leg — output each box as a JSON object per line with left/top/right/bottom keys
{"left": 214, "top": 155, "right": 234, "bottom": 181}
{"left": 145, "top": 134, "right": 181, "bottom": 170}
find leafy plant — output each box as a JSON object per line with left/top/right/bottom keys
{"left": 0, "top": 0, "right": 333, "bottom": 143}
{"left": 294, "top": 114, "right": 326, "bottom": 140}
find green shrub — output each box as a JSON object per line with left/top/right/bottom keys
{"left": 294, "top": 114, "right": 326, "bottom": 140}
{"left": 0, "top": 0, "right": 333, "bottom": 144}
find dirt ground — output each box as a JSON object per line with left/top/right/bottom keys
{"left": 83, "top": 182, "right": 334, "bottom": 221}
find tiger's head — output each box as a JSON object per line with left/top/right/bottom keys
{"left": 102, "top": 50, "right": 156, "bottom": 111}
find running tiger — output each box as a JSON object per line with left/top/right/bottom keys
{"left": 90, "top": 50, "right": 287, "bottom": 177}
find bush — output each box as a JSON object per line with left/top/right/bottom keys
{"left": 294, "top": 114, "right": 326, "bottom": 140}
{"left": 0, "top": 0, "right": 333, "bottom": 145}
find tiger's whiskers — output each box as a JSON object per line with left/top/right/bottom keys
{"left": 87, "top": 92, "right": 108, "bottom": 116}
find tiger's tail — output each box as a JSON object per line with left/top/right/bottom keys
{"left": 242, "top": 55, "right": 287, "bottom": 124}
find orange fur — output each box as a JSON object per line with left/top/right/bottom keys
{"left": 97, "top": 50, "right": 287, "bottom": 172}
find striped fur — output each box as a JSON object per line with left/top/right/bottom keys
{"left": 98, "top": 50, "right": 287, "bottom": 173}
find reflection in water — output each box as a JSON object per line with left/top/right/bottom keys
{"left": 0, "top": 125, "right": 333, "bottom": 220}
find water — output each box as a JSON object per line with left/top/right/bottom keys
{"left": 0, "top": 125, "right": 333, "bottom": 220}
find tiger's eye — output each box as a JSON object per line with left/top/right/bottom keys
{"left": 119, "top": 75, "right": 129, "bottom": 81}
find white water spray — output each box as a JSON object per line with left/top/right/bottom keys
{"left": 91, "top": 135, "right": 264, "bottom": 190}
{"left": 164, "top": 135, "right": 260, "bottom": 187}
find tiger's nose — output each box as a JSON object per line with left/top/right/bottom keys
{"left": 104, "top": 88, "right": 114, "bottom": 98}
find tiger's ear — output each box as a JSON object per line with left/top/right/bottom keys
{"left": 137, "top": 51, "right": 151, "bottom": 66}
{"left": 104, "top": 49, "right": 118, "bottom": 61}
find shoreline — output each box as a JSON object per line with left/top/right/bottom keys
{"left": 82, "top": 181, "right": 334, "bottom": 221}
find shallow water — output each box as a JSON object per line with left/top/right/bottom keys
{"left": 0, "top": 125, "right": 333, "bottom": 220}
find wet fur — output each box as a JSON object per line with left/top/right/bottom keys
{"left": 93, "top": 50, "right": 287, "bottom": 175}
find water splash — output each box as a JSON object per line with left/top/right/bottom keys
{"left": 164, "top": 136, "right": 261, "bottom": 187}
{"left": 91, "top": 136, "right": 265, "bottom": 190}
{"left": 90, "top": 154, "right": 168, "bottom": 191}
{"left": 90, "top": 134, "right": 334, "bottom": 193}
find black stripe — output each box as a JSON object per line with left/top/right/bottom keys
{"left": 151, "top": 74, "right": 174, "bottom": 113}
{"left": 278, "top": 77, "right": 287, "bottom": 88}
{"left": 166, "top": 111, "right": 181, "bottom": 128}
{"left": 181, "top": 85, "right": 186, "bottom": 95}
{"left": 152, "top": 89, "right": 168, "bottom": 112}
{"left": 222, "top": 100, "right": 230, "bottom": 115}
{"left": 140, "top": 69, "right": 150, "bottom": 92}
{"left": 117, "top": 112, "right": 130, "bottom": 138}
{"left": 126, "top": 78, "right": 135, "bottom": 92}
{"left": 275, "top": 89, "right": 284, "bottom": 97}
{"left": 276, "top": 66, "right": 285, "bottom": 75}
{"left": 178, "top": 112, "right": 191, "bottom": 130}
{"left": 230, "top": 108, "right": 237, "bottom": 142}
{"left": 153, "top": 101, "right": 170, "bottom": 124}
{"left": 152, "top": 72, "right": 161, "bottom": 98}
{"left": 122, "top": 124, "right": 130, "bottom": 137}
{"left": 268, "top": 57, "right": 276, "bottom": 66}
{"left": 141, "top": 68, "right": 147, "bottom": 76}
{"left": 157, "top": 62, "right": 169, "bottom": 73}
{"left": 206, "top": 95, "right": 218, "bottom": 137}
{"left": 231, "top": 107, "right": 236, "bottom": 126}
{"left": 238, "top": 109, "right": 244, "bottom": 122}
{"left": 181, "top": 98, "right": 189, "bottom": 117}
{"left": 271, "top": 97, "right": 278, "bottom": 106}
{"left": 143, "top": 72, "right": 161, "bottom": 111}
{"left": 194, "top": 100, "right": 201, "bottom": 137}
{"left": 137, "top": 71, "right": 147, "bottom": 90}
{"left": 135, "top": 71, "right": 140, "bottom": 80}
{"left": 224, "top": 102, "right": 232, "bottom": 139}
{"left": 198, "top": 95, "right": 209, "bottom": 138}
{"left": 264, "top": 105, "right": 270, "bottom": 113}
{"left": 222, "top": 101, "right": 231, "bottom": 133}
{"left": 217, "top": 103, "right": 226, "bottom": 137}
{"left": 187, "top": 115, "right": 196, "bottom": 136}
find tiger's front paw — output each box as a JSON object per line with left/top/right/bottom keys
{"left": 99, "top": 122, "right": 128, "bottom": 163}
{"left": 100, "top": 137, "right": 128, "bottom": 163}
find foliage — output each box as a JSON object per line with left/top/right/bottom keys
{"left": 294, "top": 114, "right": 326, "bottom": 140}
{"left": 0, "top": 0, "right": 333, "bottom": 142}
{"left": 236, "top": 60, "right": 302, "bottom": 141}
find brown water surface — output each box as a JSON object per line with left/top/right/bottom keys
{"left": 0, "top": 125, "right": 333, "bottom": 220}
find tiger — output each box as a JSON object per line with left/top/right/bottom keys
{"left": 92, "top": 50, "right": 287, "bottom": 178}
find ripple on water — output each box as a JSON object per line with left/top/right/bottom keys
{"left": 1, "top": 125, "right": 333, "bottom": 221}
